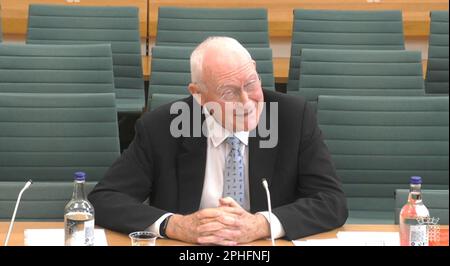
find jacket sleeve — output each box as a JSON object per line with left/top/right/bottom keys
{"left": 88, "top": 118, "right": 168, "bottom": 234}
{"left": 272, "top": 102, "right": 348, "bottom": 240}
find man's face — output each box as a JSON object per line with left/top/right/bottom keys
{"left": 194, "top": 51, "right": 264, "bottom": 132}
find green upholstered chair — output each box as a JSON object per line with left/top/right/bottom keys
{"left": 155, "top": 6, "right": 269, "bottom": 48}
{"left": 0, "top": 93, "right": 120, "bottom": 220}
{"left": 287, "top": 9, "right": 405, "bottom": 92}
{"left": 0, "top": 43, "right": 114, "bottom": 94}
{"left": 292, "top": 49, "right": 425, "bottom": 111}
{"left": 26, "top": 4, "right": 144, "bottom": 113}
{"left": 317, "top": 95, "right": 449, "bottom": 224}
{"left": 425, "top": 11, "right": 449, "bottom": 94}
{"left": 148, "top": 46, "right": 275, "bottom": 106}
{"left": 148, "top": 46, "right": 192, "bottom": 97}
{"left": 149, "top": 93, "right": 188, "bottom": 112}
{"left": 395, "top": 189, "right": 449, "bottom": 225}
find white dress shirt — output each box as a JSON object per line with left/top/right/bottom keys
{"left": 148, "top": 106, "right": 285, "bottom": 239}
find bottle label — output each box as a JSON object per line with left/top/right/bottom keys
{"left": 85, "top": 219, "right": 95, "bottom": 246}
{"left": 409, "top": 225, "right": 428, "bottom": 246}
{"left": 64, "top": 213, "right": 95, "bottom": 246}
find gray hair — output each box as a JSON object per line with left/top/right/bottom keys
{"left": 190, "top": 37, "right": 252, "bottom": 88}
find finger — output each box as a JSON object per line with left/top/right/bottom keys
{"left": 219, "top": 197, "right": 241, "bottom": 208}
{"left": 216, "top": 214, "right": 241, "bottom": 227}
{"left": 197, "top": 221, "right": 227, "bottom": 233}
{"left": 213, "top": 228, "right": 242, "bottom": 241}
{"left": 217, "top": 206, "right": 245, "bottom": 215}
{"left": 199, "top": 213, "right": 240, "bottom": 227}
{"left": 197, "top": 235, "right": 225, "bottom": 245}
{"left": 195, "top": 208, "right": 223, "bottom": 220}
{"left": 198, "top": 209, "right": 241, "bottom": 225}
{"left": 216, "top": 240, "right": 238, "bottom": 246}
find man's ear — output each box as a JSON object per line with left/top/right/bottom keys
{"left": 188, "top": 83, "right": 200, "bottom": 95}
{"left": 188, "top": 83, "right": 204, "bottom": 105}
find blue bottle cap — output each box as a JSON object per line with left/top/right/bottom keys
{"left": 74, "top": 172, "right": 86, "bottom": 181}
{"left": 410, "top": 176, "right": 422, "bottom": 184}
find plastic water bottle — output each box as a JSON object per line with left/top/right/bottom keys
{"left": 64, "top": 172, "right": 95, "bottom": 246}
{"left": 399, "top": 176, "right": 430, "bottom": 246}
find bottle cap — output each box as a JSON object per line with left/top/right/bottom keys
{"left": 410, "top": 176, "right": 422, "bottom": 184}
{"left": 74, "top": 172, "right": 86, "bottom": 181}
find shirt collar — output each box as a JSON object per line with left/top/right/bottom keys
{"left": 203, "top": 106, "right": 249, "bottom": 148}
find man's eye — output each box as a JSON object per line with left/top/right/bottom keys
{"left": 245, "top": 81, "right": 258, "bottom": 90}
{"left": 223, "top": 89, "right": 234, "bottom": 96}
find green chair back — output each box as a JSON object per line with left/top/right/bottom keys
{"left": 26, "top": 4, "right": 144, "bottom": 113}
{"left": 156, "top": 7, "right": 269, "bottom": 48}
{"left": 0, "top": 43, "right": 114, "bottom": 94}
{"left": 0, "top": 93, "right": 120, "bottom": 220}
{"left": 426, "top": 11, "right": 449, "bottom": 94}
{"left": 395, "top": 189, "right": 449, "bottom": 225}
{"left": 293, "top": 49, "right": 425, "bottom": 111}
{"left": 287, "top": 9, "right": 405, "bottom": 92}
{"left": 318, "top": 95, "right": 449, "bottom": 224}
{"left": 148, "top": 46, "right": 275, "bottom": 104}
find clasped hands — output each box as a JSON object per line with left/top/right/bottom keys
{"left": 165, "top": 197, "right": 270, "bottom": 245}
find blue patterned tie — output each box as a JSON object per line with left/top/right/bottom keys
{"left": 223, "top": 136, "right": 245, "bottom": 207}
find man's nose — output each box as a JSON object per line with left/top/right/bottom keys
{"left": 237, "top": 89, "right": 249, "bottom": 104}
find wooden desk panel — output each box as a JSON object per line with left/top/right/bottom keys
{"left": 0, "top": 0, "right": 148, "bottom": 37}
{"left": 1, "top": 222, "right": 448, "bottom": 246}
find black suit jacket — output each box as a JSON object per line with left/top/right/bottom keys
{"left": 88, "top": 90, "right": 348, "bottom": 240}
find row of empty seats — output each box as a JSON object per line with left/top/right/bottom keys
{"left": 27, "top": 5, "right": 145, "bottom": 114}
{"left": 0, "top": 93, "right": 120, "bottom": 220}
{"left": 290, "top": 49, "right": 426, "bottom": 111}
{"left": 0, "top": 5, "right": 448, "bottom": 223}
{"left": 0, "top": 6, "right": 449, "bottom": 111}
{"left": 0, "top": 43, "right": 440, "bottom": 112}
{"left": 0, "top": 92, "right": 447, "bottom": 223}
{"left": 148, "top": 8, "right": 448, "bottom": 113}
{"left": 317, "top": 95, "right": 449, "bottom": 223}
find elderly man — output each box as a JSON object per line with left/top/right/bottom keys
{"left": 89, "top": 37, "right": 347, "bottom": 245}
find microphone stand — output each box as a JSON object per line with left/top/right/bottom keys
{"left": 262, "top": 178, "right": 275, "bottom": 246}
{"left": 4, "top": 180, "right": 33, "bottom": 246}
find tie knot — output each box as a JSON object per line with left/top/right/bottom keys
{"left": 226, "top": 136, "right": 241, "bottom": 150}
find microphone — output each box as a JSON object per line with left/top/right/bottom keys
{"left": 4, "top": 179, "right": 33, "bottom": 246}
{"left": 261, "top": 178, "right": 275, "bottom": 246}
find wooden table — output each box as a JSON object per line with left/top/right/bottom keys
{"left": 1, "top": 222, "right": 447, "bottom": 246}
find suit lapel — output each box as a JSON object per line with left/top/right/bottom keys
{"left": 177, "top": 136, "right": 207, "bottom": 214}
{"left": 176, "top": 97, "right": 207, "bottom": 214}
{"left": 249, "top": 101, "right": 279, "bottom": 212}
